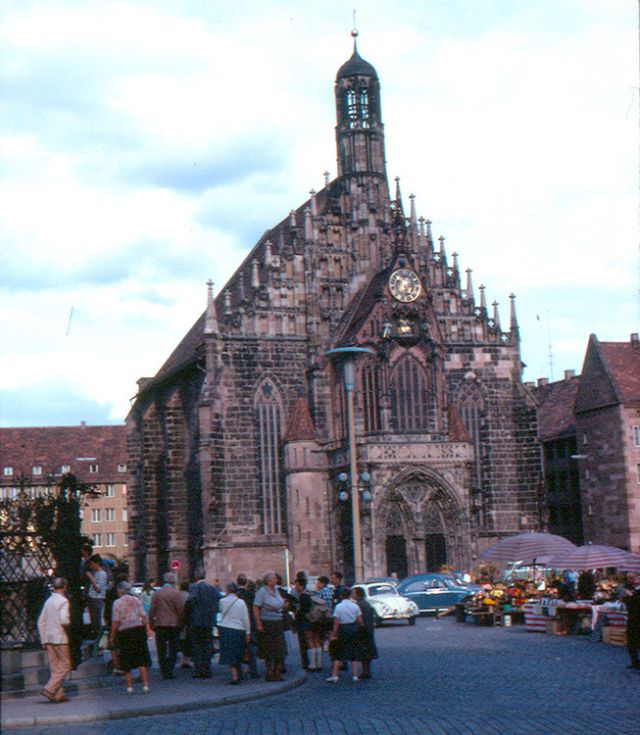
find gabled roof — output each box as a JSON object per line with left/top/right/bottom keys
{"left": 534, "top": 376, "right": 580, "bottom": 441}
{"left": 598, "top": 340, "right": 640, "bottom": 404}
{"left": 0, "top": 424, "right": 127, "bottom": 483}
{"left": 575, "top": 334, "right": 640, "bottom": 413}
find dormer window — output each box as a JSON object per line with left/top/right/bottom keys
{"left": 32, "top": 465, "right": 42, "bottom": 476}
{"left": 3, "top": 466, "right": 13, "bottom": 476}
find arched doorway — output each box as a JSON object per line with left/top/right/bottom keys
{"left": 424, "top": 502, "right": 447, "bottom": 571}
{"left": 375, "top": 472, "right": 469, "bottom": 576}
{"left": 384, "top": 505, "right": 408, "bottom": 578}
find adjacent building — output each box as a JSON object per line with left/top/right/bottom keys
{"left": 533, "top": 371, "right": 583, "bottom": 544}
{"left": 0, "top": 424, "right": 129, "bottom": 562}
{"left": 127, "top": 37, "right": 542, "bottom": 584}
{"left": 574, "top": 334, "right": 640, "bottom": 552}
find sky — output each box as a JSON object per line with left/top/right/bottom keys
{"left": 0, "top": 0, "right": 638, "bottom": 428}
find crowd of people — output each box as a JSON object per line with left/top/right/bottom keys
{"left": 36, "top": 564, "right": 381, "bottom": 702}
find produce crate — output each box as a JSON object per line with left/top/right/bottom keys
{"left": 602, "top": 626, "right": 627, "bottom": 647}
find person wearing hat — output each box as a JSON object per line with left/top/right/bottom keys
{"left": 37, "top": 577, "right": 71, "bottom": 703}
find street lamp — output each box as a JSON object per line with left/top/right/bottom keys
{"left": 326, "top": 346, "right": 374, "bottom": 583}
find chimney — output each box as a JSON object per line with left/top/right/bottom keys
{"left": 80, "top": 421, "right": 86, "bottom": 428}
{"left": 564, "top": 369, "right": 575, "bottom": 380}
{"left": 630, "top": 332, "right": 639, "bottom": 345}
{"left": 537, "top": 378, "right": 549, "bottom": 387}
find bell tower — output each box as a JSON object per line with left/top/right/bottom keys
{"left": 335, "top": 30, "right": 388, "bottom": 181}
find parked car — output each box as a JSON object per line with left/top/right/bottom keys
{"left": 352, "top": 582, "right": 419, "bottom": 626}
{"left": 365, "top": 576, "right": 400, "bottom": 587}
{"left": 397, "top": 574, "right": 474, "bottom": 614}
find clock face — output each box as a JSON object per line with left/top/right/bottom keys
{"left": 388, "top": 268, "right": 421, "bottom": 303}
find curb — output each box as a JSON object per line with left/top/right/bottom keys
{"left": 1, "top": 672, "right": 306, "bottom": 729}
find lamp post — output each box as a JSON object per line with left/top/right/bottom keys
{"left": 326, "top": 346, "right": 374, "bottom": 583}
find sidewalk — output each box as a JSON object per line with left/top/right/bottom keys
{"left": 1, "top": 660, "right": 306, "bottom": 729}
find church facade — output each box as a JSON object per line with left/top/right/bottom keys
{"left": 127, "top": 39, "right": 542, "bottom": 584}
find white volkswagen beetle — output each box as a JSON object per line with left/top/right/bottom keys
{"left": 352, "top": 582, "right": 419, "bottom": 626}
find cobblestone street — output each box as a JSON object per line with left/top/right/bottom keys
{"left": 5, "top": 618, "right": 638, "bottom": 735}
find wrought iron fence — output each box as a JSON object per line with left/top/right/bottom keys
{"left": 0, "top": 531, "right": 53, "bottom": 648}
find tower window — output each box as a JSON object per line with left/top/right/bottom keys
{"left": 359, "top": 87, "right": 370, "bottom": 128}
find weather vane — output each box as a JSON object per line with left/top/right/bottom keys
{"left": 351, "top": 9, "right": 358, "bottom": 38}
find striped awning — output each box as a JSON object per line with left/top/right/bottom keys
{"left": 480, "top": 532, "right": 575, "bottom": 565}
{"left": 550, "top": 544, "right": 639, "bottom": 570}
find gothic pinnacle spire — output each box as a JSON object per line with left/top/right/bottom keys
{"left": 479, "top": 284, "right": 487, "bottom": 311}
{"left": 465, "top": 269, "right": 474, "bottom": 302}
{"left": 492, "top": 301, "right": 501, "bottom": 330}
{"left": 509, "top": 292, "right": 520, "bottom": 340}
{"left": 205, "top": 279, "right": 219, "bottom": 335}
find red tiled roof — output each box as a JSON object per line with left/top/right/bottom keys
{"left": 0, "top": 424, "right": 127, "bottom": 483}
{"left": 598, "top": 341, "right": 640, "bottom": 404}
{"left": 534, "top": 376, "right": 580, "bottom": 440}
{"left": 283, "top": 398, "right": 316, "bottom": 442}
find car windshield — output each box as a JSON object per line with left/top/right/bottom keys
{"left": 368, "top": 584, "right": 398, "bottom": 597}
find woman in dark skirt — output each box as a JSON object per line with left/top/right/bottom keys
{"left": 352, "top": 586, "right": 378, "bottom": 678}
{"left": 253, "top": 572, "right": 287, "bottom": 681}
{"left": 218, "top": 583, "right": 250, "bottom": 684}
{"left": 326, "top": 587, "right": 364, "bottom": 683}
{"left": 110, "top": 581, "right": 152, "bottom": 694}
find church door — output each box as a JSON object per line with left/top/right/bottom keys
{"left": 385, "top": 535, "right": 408, "bottom": 579}
{"left": 425, "top": 533, "right": 447, "bottom": 571}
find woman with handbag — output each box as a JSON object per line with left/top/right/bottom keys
{"left": 253, "top": 571, "right": 287, "bottom": 681}
{"left": 218, "top": 582, "right": 251, "bottom": 684}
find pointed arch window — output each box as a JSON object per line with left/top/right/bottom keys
{"left": 255, "top": 380, "right": 286, "bottom": 535}
{"left": 457, "top": 386, "right": 485, "bottom": 488}
{"left": 391, "top": 356, "right": 433, "bottom": 432}
{"left": 361, "top": 362, "right": 381, "bottom": 433}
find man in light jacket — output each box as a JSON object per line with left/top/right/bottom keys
{"left": 37, "top": 577, "right": 71, "bottom": 703}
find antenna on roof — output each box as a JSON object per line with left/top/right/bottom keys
{"left": 65, "top": 306, "right": 74, "bottom": 336}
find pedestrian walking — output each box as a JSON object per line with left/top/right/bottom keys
{"left": 37, "top": 577, "right": 72, "bottom": 703}
{"left": 218, "top": 582, "right": 251, "bottom": 684}
{"left": 236, "top": 574, "right": 260, "bottom": 678}
{"left": 353, "top": 586, "right": 378, "bottom": 679}
{"left": 149, "top": 572, "right": 184, "bottom": 679}
{"left": 253, "top": 571, "right": 287, "bottom": 681}
{"left": 111, "top": 581, "right": 152, "bottom": 694}
{"left": 326, "top": 587, "right": 364, "bottom": 684}
{"left": 186, "top": 568, "right": 221, "bottom": 678}
{"left": 177, "top": 581, "right": 192, "bottom": 669}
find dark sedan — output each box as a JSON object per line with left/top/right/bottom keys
{"left": 397, "top": 573, "right": 474, "bottom": 613}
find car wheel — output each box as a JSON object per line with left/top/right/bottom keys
{"left": 374, "top": 613, "right": 383, "bottom": 628}
{"left": 408, "top": 616, "right": 416, "bottom": 626}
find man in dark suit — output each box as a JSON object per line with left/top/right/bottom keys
{"left": 187, "top": 568, "right": 221, "bottom": 678}
{"left": 622, "top": 573, "right": 640, "bottom": 670}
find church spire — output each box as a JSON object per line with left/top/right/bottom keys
{"left": 334, "top": 31, "right": 387, "bottom": 181}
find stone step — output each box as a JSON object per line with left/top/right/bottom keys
{"left": 1, "top": 657, "right": 116, "bottom": 698}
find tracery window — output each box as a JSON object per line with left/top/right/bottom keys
{"left": 457, "top": 386, "right": 485, "bottom": 487}
{"left": 390, "top": 355, "right": 433, "bottom": 432}
{"left": 255, "top": 380, "right": 286, "bottom": 535}
{"left": 361, "top": 362, "right": 381, "bottom": 432}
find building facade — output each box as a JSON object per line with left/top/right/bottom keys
{"left": 0, "top": 424, "right": 129, "bottom": 562}
{"left": 574, "top": 333, "right": 640, "bottom": 552}
{"left": 533, "top": 371, "right": 583, "bottom": 545}
{"left": 127, "top": 40, "right": 542, "bottom": 584}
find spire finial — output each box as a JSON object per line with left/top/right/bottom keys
{"left": 466, "top": 268, "right": 474, "bottom": 302}
{"left": 492, "top": 300, "right": 501, "bottom": 330}
{"left": 205, "top": 280, "right": 218, "bottom": 335}
{"left": 351, "top": 11, "right": 359, "bottom": 52}
{"left": 479, "top": 284, "right": 487, "bottom": 310}
{"left": 509, "top": 292, "right": 519, "bottom": 333}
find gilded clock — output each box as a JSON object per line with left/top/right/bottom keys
{"left": 388, "top": 268, "right": 421, "bottom": 303}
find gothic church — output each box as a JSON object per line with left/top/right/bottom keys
{"left": 127, "top": 37, "right": 541, "bottom": 584}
